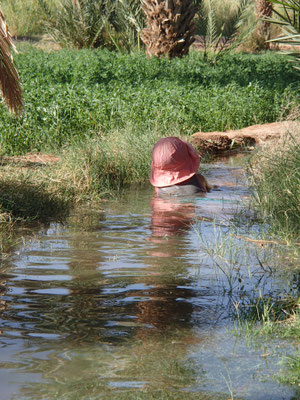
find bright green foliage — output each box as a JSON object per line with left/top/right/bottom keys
{"left": 0, "top": 48, "right": 299, "bottom": 155}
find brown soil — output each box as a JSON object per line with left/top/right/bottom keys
{"left": 190, "top": 121, "right": 300, "bottom": 154}
{"left": 1, "top": 153, "right": 60, "bottom": 167}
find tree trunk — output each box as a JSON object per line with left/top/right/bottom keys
{"left": 141, "top": 0, "right": 196, "bottom": 59}
{"left": 0, "top": 7, "right": 23, "bottom": 114}
{"left": 256, "top": 0, "right": 273, "bottom": 48}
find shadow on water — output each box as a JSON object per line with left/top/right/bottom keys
{"left": 0, "top": 155, "right": 299, "bottom": 400}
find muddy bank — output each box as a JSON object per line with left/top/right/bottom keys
{"left": 190, "top": 121, "right": 300, "bottom": 154}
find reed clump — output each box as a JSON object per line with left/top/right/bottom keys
{"left": 0, "top": 127, "right": 159, "bottom": 226}
{"left": 45, "top": 128, "right": 158, "bottom": 199}
{"left": 248, "top": 127, "right": 300, "bottom": 238}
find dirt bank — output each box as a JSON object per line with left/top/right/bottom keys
{"left": 190, "top": 121, "right": 300, "bottom": 154}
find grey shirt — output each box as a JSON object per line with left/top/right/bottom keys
{"left": 157, "top": 174, "right": 205, "bottom": 197}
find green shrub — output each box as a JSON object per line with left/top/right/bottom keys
{"left": 0, "top": 48, "right": 299, "bottom": 155}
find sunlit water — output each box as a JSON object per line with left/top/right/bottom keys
{"left": 0, "top": 155, "right": 298, "bottom": 400}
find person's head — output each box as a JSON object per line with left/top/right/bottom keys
{"left": 150, "top": 137, "right": 200, "bottom": 187}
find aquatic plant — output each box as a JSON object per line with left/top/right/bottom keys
{"left": 277, "top": 352, "right": 300, "bottom": 386}
{"left": 194, "top": 216, "right": 299, "bottom": 321}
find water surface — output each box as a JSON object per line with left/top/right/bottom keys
{"left": 0, "top": 155, "right": 298, "bottom": 400}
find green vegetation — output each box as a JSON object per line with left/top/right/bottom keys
{"left": 0, "top": 0, "right": 284, "bottom": 54}
{"left": 244, "top": 127, "right": 300, "bottom": 386}
{"left": 0, "top": 127, "right": 157, "bottom": 222}
{"left": 196, "top": 207, "right": 300, "bottom": 389}
{"left": 267, "top": 0, "right": 300, "bottom": 69}
{"left": 0, "top": 0, "right": 45, "bottom": 36}
{"left": 249, "top": 132, "right": 300, "bottom": 238}
{"left": 37, "top": 0, "right": 144, "bottom": 51}
{"left": 0, "top": 47, "right": 299, "bottom": 233}
{"left": 235, "top": 302, "right": 300, "bottom": 386}
{"left": 0, "top": 0, "right": 299, "bottom": 396}
{"left": 278, "top": 353, "right": 300, "bottom": 386}
{"left": 234, "top": 296, "right": 300, "bottom": 386}
{"left": 196, "top": 0, "right": 255, "bottom": 63}
{"left": 1, "top": 48, "right": 299, "bottom": 156}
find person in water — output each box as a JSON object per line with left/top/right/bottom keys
{"left": 150, "top": 136, "right": 211, "bottom": 197}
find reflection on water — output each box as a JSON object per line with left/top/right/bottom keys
{"left": 0, "top": 156, "right": 298, "bottom": 400}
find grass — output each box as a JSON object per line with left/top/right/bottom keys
{"left": 234, "top": 300, "right": 300, "bottom": 387}
{"left": 1, "top": 127, "right": 154, "bottom": 250}
{"left": 248, "top": 130, "right": 300, "bottom": 238}
{"left": 277, "top": 353, "right": 300, "bottom": 387}
{"left": 0, "top": 126, "right": 158, "bottom": 237}
{"left": 1, "top": 46, "right": 298, "bottom": 231}
{"left": 0, "top": 47, "right": 299, "bottom": 155}
{"left": 42, "top": 127, "right": 158, "bottom": 198}
{"left": 195, "top": 207, "right": 300, "bottom": 389}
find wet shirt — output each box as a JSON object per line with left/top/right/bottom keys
{"left": 157, "top": 174, "right": 205, "bottom": 197}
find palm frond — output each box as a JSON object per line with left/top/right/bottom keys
{"left": 112, "top": 0, "right": 145, "bottom": 51}
{"left": 207, "top": 0, "right": 218, "bottom": 45}
{"left": 219, "top": 0, "right": 254, "bottom": 50}
{"left": 196, "top": 0, "right": 254, "bottom": 63}
{"left": 265, "top": 0, "right": 300, "bottom": 69}
{"left": 0, "top": 7, "right": 23, "bottom": 115}
{"left": 38, "top": 0, "right": 114, "bottom": 49}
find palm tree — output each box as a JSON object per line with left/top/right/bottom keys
{"left": 141, "top": 0, "right": 196, "bottom": 58}
{"left": 256, "top": 0, "right": 273, "bottom": 48}
{"left": 0, "top": 8, "right": 23, "bottom": 114}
